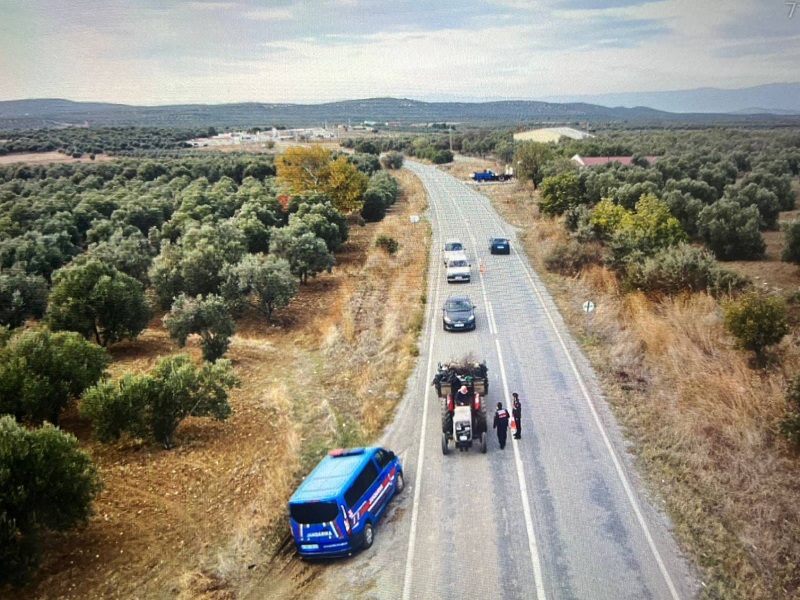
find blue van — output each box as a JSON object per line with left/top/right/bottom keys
{"left": 289, "top": 447, "right": 404, "bottom": 558}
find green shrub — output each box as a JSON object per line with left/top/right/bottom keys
{"left": 381, "top": 151, "right": 404, "bottom": 170}
{"left": 163, "top": 294, "right": 235, "bottom": 362}
{"left": 539, "top": 172, "right": 582, "bottom": 216}
{"left": 724, "top": 292, "right": 789, "bottom": 365}
{"left": 624, "top": 244, "right": 750, "bottom": 297}
{"left": 81, "top": 354, "right": 239, "bottom": 449}
{"left": 781, "top": 218, "right": 800, "bottom": 265}
{"left": 0, "top": 329, "right": 110, "bottom": 424}
{"left": 543, "top": 240, "right": 601, "bottom": 276}
{"left": 361, "top": 189, "right": 388, "bottom": 222}
{"left": 0, "top": 416, "right": 102, "bottom": 587}
{"left": 697, "top": 200, "right": 765, "bottom": 260}
{"left": 375, "top": 235, "right": 399, "bottom": 254}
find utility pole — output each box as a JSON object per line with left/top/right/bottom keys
{"left": 449, "top": 127, "right": 453, "bottom": 152}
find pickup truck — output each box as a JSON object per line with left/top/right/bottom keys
{"left": 471, "top": 169, "right": 513, "bottom": 182}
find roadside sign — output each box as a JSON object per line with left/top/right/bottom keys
{"left": 583, "top": 300, "right": 595, "bottom": 313}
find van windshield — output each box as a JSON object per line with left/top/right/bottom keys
{"left": 445, "top": 242, "right": 463, "bottom": 252}
{"left": 290, "top": 501, "right": 339, "bottom": 524}
{"left": 449, "top": 260, "right": 467, "bottom": 268}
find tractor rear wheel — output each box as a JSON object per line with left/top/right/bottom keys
{"left": 442, "top": 433, "right": 449, "bottom": 455}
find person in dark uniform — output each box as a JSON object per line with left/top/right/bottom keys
{"left": 493, "top": 401, "right": 510, "bottom": 449}
{"left": 512, "top": 392, "right": 522, "bottom": 439}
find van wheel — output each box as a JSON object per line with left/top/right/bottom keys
{"left": 363, "top": 523, "right": 374, "bottom": 549}
{"left": 395, "top": 472, "right": 405, "bottom": 493}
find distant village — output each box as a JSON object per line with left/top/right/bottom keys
{"left": 186, "top": 121, "right": 396, "bottom": 147}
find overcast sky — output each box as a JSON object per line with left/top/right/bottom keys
{"left": 1, "top": 0, "right": 798, "bottom": 105}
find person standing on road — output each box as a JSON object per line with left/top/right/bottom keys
{"left": 512, "top": 392, "right": 522, "bottom": 440}
{"left": 493, "top": 401, "right": 510, "bottom": 449}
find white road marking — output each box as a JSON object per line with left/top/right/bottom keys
{"left": 455, "top": 173, "right": 683, "bottom": 600}
{"left": 401, "top": 174, "right": 445, "bottom": 600}
{"left": 486, "top": 301, "right": 497, "bottom": 335}
{"left": 496, "top": 339, "right": 547, "bottom": 600}
{"left": 444, "top": 172, "right": 546, "bottom": 599}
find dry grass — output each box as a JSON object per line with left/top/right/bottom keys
{"left": 477, "top": 179, "right": 800, "bottom": 600}
{"left": 17, "top": 168, "right": 429, "bottom": 600}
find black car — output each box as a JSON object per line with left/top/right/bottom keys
{"left": 489, "top": 237, "right": 510, "bottom": 254}
{"left": 442, "top": 295, "right": 476, "bottom": 331}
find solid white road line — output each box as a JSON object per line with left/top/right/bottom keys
{"left": 496, "top": 339, "right": 547, "bottom": 600}
{"left": 401, "top": 172, "right": 444, "bottom": 600}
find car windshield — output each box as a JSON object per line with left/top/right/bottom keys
{"left": 449, "top": 260, "right": 467, "bottom": 268}
{"left": 290, "top": 501, "right": 339, "bottom": 524}
{"left": 445, "top": 242, "right": 463, "bottom": 252}
{"left": 493, "top": 238, "right": 508, "bottom": 244}
{"left": 446, "top": 299, "right": 471, "bottom": 312}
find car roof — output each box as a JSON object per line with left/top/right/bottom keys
{"left": 445, "top": 295, "right": 472, "bottom": 305}
{"left": 448, "top": 251, "right": 468, "bottom": 261}
{"left": 491, "top": 236, "right": 509, "bottom": 241}
{"left": 289, "top": 447, "right": 379, "bottom": 504}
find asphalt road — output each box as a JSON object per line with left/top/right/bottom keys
{"left": 311, "top": 161, "right": 697, "bottom": 600}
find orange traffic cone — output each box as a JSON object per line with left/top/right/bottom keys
{"left": 510, "top": 417, "right": 517, "bottom": 434}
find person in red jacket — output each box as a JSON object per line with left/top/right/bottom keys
{"left": 493, "top": 402, "right": 510, "bottom": 449}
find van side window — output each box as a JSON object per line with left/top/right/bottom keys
{"left": 344, "top": 461, "right": 379, "bottom": 507}
{"left": 375, "top": 450, "right": 392, "bottom": 470}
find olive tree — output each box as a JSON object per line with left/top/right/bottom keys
{"left": 270, "top": 228, "right": 334, "bottom": 284}
{"left": 0, "top": 268, "right": 48, "bottom": 329}
{"left": 225, "top": 254, "right": 297, "bottom": 322}
{"left": 163, "top": 294, "right": 235, "bottom": 362}
{"left": 47, "top": 259, "right": 151, "bottom": 346}
{"left": 0, "top": 416, "right": 102, "bottom": 587}
{"left": 81, "top": 354, "right": 239, "bottom": 449}
{"left": 0, "top": 329, "right": 110, "bottom": 424}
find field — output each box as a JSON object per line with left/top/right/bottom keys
{"left": 0, "top": 151, "right": 114, "bottom": 165}
{"left": 474, "top": 169, "right": 800, "bottom": 599}
{"left": 16, "top": 168, "right": 429, "bottom": 600}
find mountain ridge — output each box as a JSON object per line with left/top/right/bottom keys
{"left": 0, "top": 96, "right": 797, "bottom": 130}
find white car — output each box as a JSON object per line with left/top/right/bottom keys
{"left": 446, "top": 252, "right": 471, "bottom": 283}
{"left": 443, "top": 238, "right": 466, "bottom": 266}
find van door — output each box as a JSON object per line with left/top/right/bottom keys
{"left": 289, "top": 501, "right": 349, "bottom": 553}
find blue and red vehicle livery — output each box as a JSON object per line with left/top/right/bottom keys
{"left": 289, "top": 447, "right": 404, "bottom": 558}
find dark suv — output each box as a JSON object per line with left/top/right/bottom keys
{"left": 489, "top": 237, "right": 510, "bottom": 255}
{"left": 442, "top": 295, "right": 476, "bottom": 331}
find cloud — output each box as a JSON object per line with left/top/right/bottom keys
{"left": 1, "top": 0, "right": 798, "bottom": 104}
{"left": 244, "top": 7, "right": 294, "bottom": 21}
{"left": 182, "top": 1, "right": 237, "bottom": 10}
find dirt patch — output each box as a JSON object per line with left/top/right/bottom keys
{"left": 0, "top": 151, "right": 115, "bottom": 165}
{"left": 16, "top": 168, "right": 429, "bottom": 600}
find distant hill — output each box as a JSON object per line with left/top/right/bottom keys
{"left": 0, "top": 96, "right": 798, "bottom": 130}
{"left": 539, "top": 83, "right": 800, "bottom": 115}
